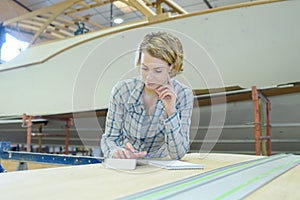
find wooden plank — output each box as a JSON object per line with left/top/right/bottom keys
{"left": 127, "top": 0, "right": 156, "bottom": 17}
{"left": 0, "top": 153, "right": 262, "bottom": 199}
{"left": 1, "top": 153, "right": 298, "bottom": 199}
{"left": 163, "top": 0, "right": 188, "bottom": 14}
{"left": 3, "top": 1, "right": 79, "bottom": 25}
{"left": 245, "top": 164, "right": 300, "bottom": 200}
{"left": 63, "top": 0, "right": 108, "bottom": 14}
{"left": 30, "top": 2, "right": 78, "bottom": 44}
{"left": 66, "top": 13, "right": 103, "bottom": 30}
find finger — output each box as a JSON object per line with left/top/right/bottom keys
{"left": 125, "top": 142, "right": 135, "bottom": 153}
{"left": 156, "top": 85, "right": 169, "bottom": 93}
{"left": 134, "top": 151, "right": 147, "bottom": 158}
{"left": 119, "top": 149, "right": 128, "bottom": 159}
{"left": 113, "top": 149, "right": 123, "bottom": 159}
{"left": 113, "top": 151, "right": 120, "bottom": 159}
{"left": 159, "top": 89, "right": 175, "bottom": 100}
{"left": 161, "top": 93, "right": 171, "bottom": 100}
{"left": 159, "top": 90, "right": 169, "bottom": 99}
{"left": 123, "top": 149, "right": 135, "bottom": 159}
{"left": 118, "top": 150, "right": 124, "bottom": 159}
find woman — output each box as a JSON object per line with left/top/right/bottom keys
{"left": 101, "top": 31, "right": 194, "bottom": 159}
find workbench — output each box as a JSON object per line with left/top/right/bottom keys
{"left": 0, "top": 153, "right": 299, "bottom": 200}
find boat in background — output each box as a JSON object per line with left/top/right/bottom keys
{"left": 0, "top": 0, "right": 299, "bottom": 155}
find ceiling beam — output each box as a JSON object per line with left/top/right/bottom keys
{"left": 3, "top": 0, "right": 188, "bottom": 45}
{"left": 4, "top": 0, "right": 81, "bottom": 25}
{"left": 30, "top": 1, "right": 78, "bottom": 45}
{"left": 163, "top": 0, "right": 187, "bottom": 14}
{"left": 125, "top": 0, "right": 156, "bottom": 17}
{"left": 66, "top": 13, "right": 104, "bottom": 29}
{"left": 63, "top": 0, "right": 108, "bottom": 14}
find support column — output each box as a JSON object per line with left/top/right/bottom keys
{"left": 266, "top": 101, "right": 272, "bottom": 156}
{"left": 251, "top": 86, "right": 272, "bottom": 156}
{"left": 252, "top": 87, "right": 261, "bottom": 155}
{"left": 65, "top": 120, "right": 69, "bottom": 155}
{"left": 22, "top": 114, "right": 32, "bottom": 152}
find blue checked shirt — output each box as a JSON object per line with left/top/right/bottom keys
{"left": 101, "top": 77, "right": 194, "bottom": 159}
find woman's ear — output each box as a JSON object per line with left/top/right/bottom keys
{"left": 169, "top": 65, "right": 176, "bottom": 77}
{"left": 169, "top": 64, "right": 174, "bottom": 74}
{"left": 169, "top": 64, "right": 174, "bottom": 72}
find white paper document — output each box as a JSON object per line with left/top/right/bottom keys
{"left": 148, "top": 160, "right": 204, "bottom": 170}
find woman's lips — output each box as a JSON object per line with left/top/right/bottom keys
{"left": 146, "top": 82, "right": 157, "bottom": 87}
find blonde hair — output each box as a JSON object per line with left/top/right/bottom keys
{"left": 136, "top": 31, "right": 184, "bottom": 77}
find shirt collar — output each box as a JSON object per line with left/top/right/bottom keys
{"left": 127, "top": 77, "right": 169, "bottom": 116}
{"left": 127, "top": 77, "right": 144, "bottom": 105}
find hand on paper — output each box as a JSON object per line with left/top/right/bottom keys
{"left": 113, "top": 142, "right": 147, "bottom": 159}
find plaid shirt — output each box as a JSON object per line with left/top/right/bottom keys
{"left": 101, "top": 77, "right": 194, "bottom": 159}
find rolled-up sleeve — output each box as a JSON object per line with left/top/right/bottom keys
{"left": 164, "top": 87, "right": 194, "bottom": 160}
{"left": 101, "top": 83, "right": 125, "bottom": 158}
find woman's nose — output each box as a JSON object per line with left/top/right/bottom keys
{"left": 146, "top": 71, "right": 155, "bottom": 80}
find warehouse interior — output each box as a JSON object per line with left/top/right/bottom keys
{"left": 0, "top": 0, "right": 299, "bottom": 199}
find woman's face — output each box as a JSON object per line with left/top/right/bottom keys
{"left": 140, "top": 51, "right": 171, "bottom": 90}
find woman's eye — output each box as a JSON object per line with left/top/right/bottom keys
{"left": 155, "top": 70, "right": 162, "bottom": 73}
{"left": 142, "top": 67, "right": 148, "bottom": 71}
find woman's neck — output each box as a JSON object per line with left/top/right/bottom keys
{"left": 143, "top": 87, "right": 159, "bottom": 116}
{"left": 143, "top": 87, "right": 158, "bottom": 99}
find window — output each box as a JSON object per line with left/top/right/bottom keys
{"left": 1, "top": 33, "right": 29, "bottom": 62}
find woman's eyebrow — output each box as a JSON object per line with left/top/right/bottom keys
{"left": 141, "top": 63, "right": 149, "bottom": 68}
{"left": 142, "top": 63, "right": 165, "bottom": 69}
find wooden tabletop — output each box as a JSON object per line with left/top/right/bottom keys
{"left": 0, "top": 153, "right": 298, "bottom": 199}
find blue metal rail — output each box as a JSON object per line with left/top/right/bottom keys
{"left": 0, "top": 141, "right": 102, "bottom": 172}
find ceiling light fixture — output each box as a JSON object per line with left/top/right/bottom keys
{"left": 113, "top": 17, "right": 124, "bottom": 24}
